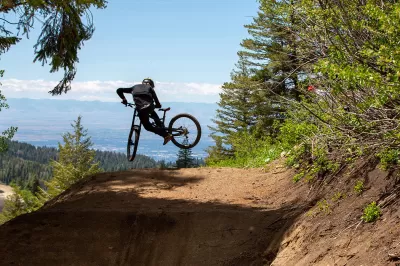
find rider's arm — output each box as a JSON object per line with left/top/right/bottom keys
{"left": 150, "top": 87, "right": 162, "bottom": 108}
{"left": 116, "top": 87, "right": 133, "bottom": 101}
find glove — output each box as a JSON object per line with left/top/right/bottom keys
{"left": 155, "top": 104, "right": 161, "bottom": 108}
{"left": 121, "top": 98, "right": 128, "bottom": 105}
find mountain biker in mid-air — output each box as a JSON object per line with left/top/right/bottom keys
{"left": 116, "top": 78, "right": 173, "bottom": 145}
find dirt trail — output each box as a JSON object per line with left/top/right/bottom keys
{"left": 0, "top": 166, "right": 308, "bottom": 266}
{"left": 1, "top": 165, "right": 398, "bottom": 266}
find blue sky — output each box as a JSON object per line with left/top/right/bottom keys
{"left": 1, "top": 0, "right": 259, "bottom": 102}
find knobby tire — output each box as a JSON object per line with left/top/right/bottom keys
{"left": 127, "top": 124, "right": 140, "bottom": 161}
{"left": 168, "top": 113, "right": 201, "bottom": 149}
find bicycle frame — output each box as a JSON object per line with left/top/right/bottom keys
{"left": 125, "top": 102, "right": 201, "bottom": 154}
{"left": 152, "top": 108, "right": 184, "bottom": 137}
{"left": 158, "top": 109, "right": 168, "bottom": 128}
{"left": 127, "top": 103, "right": 184, "bottom": 137}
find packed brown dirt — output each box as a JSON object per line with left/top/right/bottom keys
{"left": 0, "top": 162, "right": 399, "bottom": 266}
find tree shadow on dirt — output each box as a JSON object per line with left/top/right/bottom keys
{"left": 91, "top": 169, "right": 204, "bottom": 189}
{"left": 0, "top": 169, "right": 308, "bottom": 266}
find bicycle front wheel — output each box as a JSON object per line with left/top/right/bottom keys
{"left": 168, "top": 113, "right": 201, "bottom": 149}
{"left": 127, "top": 124, "right": 141, "bottom": 161}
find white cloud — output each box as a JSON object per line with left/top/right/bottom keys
{"left": 0, "top": 79, "right": 222, "bottom": 103}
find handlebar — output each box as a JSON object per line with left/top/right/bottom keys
{"left": 124, "top": 103, "right": 170, "bottom": 112}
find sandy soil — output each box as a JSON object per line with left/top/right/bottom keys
{"left": 0, "top": 162, "right": 398, "bottom": 266}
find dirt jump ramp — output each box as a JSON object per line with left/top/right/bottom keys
{"left": 0, "top": 168, "right": 305, "bottom": 266}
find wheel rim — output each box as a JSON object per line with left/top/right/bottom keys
{"left": 127, "top": 128, "right": 139, "bottom": 161}
{"left": 171, "top": 117, "right": 199, "bottom": 147}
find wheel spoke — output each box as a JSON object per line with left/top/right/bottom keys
{"left": 169, "top": 114, "right": 201, "bottom": 149}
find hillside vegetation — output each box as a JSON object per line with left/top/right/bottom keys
{"left": 207, "top": 1, "right": 400, "bottom": 199}
{"left": 0, "top": 140, "right": 157, "bottom": 186}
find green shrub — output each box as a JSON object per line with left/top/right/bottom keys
{"left": 293, "top": 171, "right": 305, "bottom": 183}
{"left": 207, "top": 131, "right": 283, "bottom": 168}
{"left": 278, "top": 116, "right": 318, "bottom": 151}
{"left": 317, "top": 199, "right": 331, "bottom": 215}
{"left": 331, "top": 191, "right": 346, "bottom": 202}
{"left": 285, "top": 143, "right": 309, "bottom": 167}
{"left": 377, "top": 149, "right": 400, "bottom": 170}
{"left": 361, "top": 202, "right": 381, "bottom": 222}
{"left": 354, "top": 180, "right": 364, "bottom": 194}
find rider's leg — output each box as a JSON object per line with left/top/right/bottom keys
{"left": 138, "top": 109, "right": 168, "bottom": 137}
{"left": 150, "top": 110, "right": 163, "bottom": 127}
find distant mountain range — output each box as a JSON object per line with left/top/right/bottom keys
{"left": 0, "top": 98, "right": 218, "bottom": 161}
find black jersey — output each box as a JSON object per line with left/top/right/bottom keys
{"left": 116, "top": 84, "right": 161, "bottom": 110}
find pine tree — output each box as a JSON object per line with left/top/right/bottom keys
{"left": 0, "top": 1, "right": 107, "bottom": 95}
{"left": 25, "top": 175, "right": 40, "bottom": 194}
{"left": 158, "top": 160, "right": 167, "bottom": 169}
{"left": 239, "top": 0, "right": 307, "bottom": 100}
{"left": 207, "top": 0, "right": 307, "bottom": 164}
{"left": 239, "top": 0, "right": 310, "bottom": 131}
{"left": 176, "top": 139, "right": 195, "bottom": 168}
{"left": 40, "top": 116, "right": 101, "bottom": 200}
{"left": 0, "top": 72, "right": 17, "bottom": 152}
{"left": 207, "top": 62, "right": 259, "bottom": 159}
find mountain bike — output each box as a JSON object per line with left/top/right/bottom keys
{"left": 125, "top": 103, "right": 202, "bottom": 161}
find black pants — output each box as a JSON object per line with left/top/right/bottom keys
{"left": 138, "top": 107, "right": 168, "bottom": 138}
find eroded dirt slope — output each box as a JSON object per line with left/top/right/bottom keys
{"left": 271, "top": 166, "right": 400, "bottom": 266}
{"left": 0, "top": 166, "right": 308, "bottom": 266}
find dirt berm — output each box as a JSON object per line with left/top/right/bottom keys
{"left": 0, "top": 164, "right": 399, "bottom": 265}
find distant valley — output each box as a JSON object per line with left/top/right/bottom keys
{"left": 0, "top": 98, "right": 218, "bottom": 161}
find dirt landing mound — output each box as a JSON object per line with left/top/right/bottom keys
{"left": 0, "top": 167, "right": 307, "bottom": 266}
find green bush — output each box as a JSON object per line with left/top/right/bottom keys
{"left": 361, "top": 202, "right": 381, "bottom": 222}
{"left": 317, "top": 199, "right": 331, "bottom": 215}
{"left": 207, "top": 131, "right": 283, "bottom": 168}
{"left": 354, "top": 180, "right": 364, "bottom": 194}
{"left": 292, "top": 171, "right": 304, "bottom": 183}
{"left": 377, "top": 149, "right": 400, "bottom": 170}
{"left": 277, "top": 114, "right": 318, "bottom": 164}
{"left": 331, "top": 191, "right": 346, "bottom": 202}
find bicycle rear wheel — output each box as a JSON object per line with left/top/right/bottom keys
{"left": 127, "top": 124, "right": 141, "bottom": 161}
{"left": 168, "top": 113, "right": 201, "bottom": 149}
